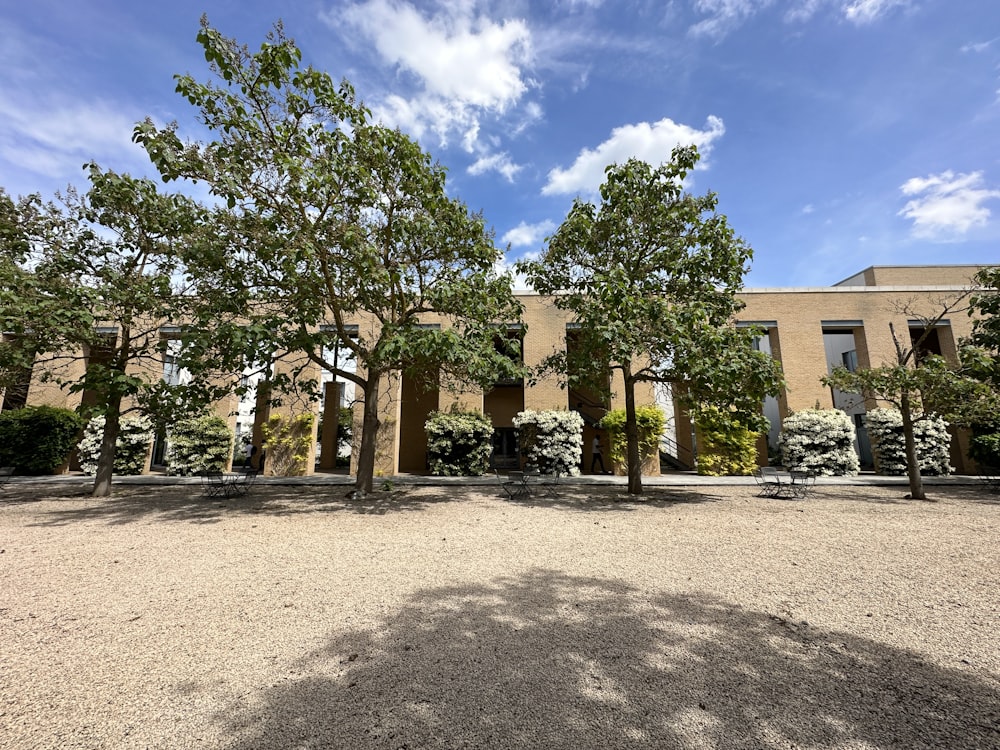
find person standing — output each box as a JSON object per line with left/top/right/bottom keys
{"left": 591, "top": 434, "right": 607, "bottom": 474}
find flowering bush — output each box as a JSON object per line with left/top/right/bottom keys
{"left": 166, "top": 414, "right": 233, "bottom": 475}
{"left": 261, "top": 413, "right": 315, "bottom": 476}
{"left": 599, "top": 406, "right": 664, "bottom": 475}
{"left": 425, "top": 409, "right": 494, "bottom": 476}
{"left": 694, "top": 406, "right": 758, "bottom": 476}
{"left": 865, "top": 408, "right": 952, "bottom": 476}
{"left": 77, "top": 415, "right": 154, "bottom": 475}
{"left": 513, "top": 409, "right": 584, "bottom": 476}
{"left": 778, "top": 408, "right": 859, "bottom": 476}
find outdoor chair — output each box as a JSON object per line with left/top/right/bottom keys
{"left": 228, "top": 470, "right": 259, "bottom": 497}
{"left": 0, "top": 466, "right": 14, "bottom": 489}
{"left": 495, "top": 469, "right": 530, "bottom": 500}
{"left": 200, "top": 471, "right": 230, "bottom": 498}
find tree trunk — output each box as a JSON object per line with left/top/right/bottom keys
{"left": 92, "top": 394, "right": 122, "bottom": 498}
{"left": 354, "top": 374, "right": 380, "bottom": 495}
{"left": 624, "top": 372, "right": 643, "bottom": 496}
{"left": 900, "top": 391, "right": 925, "bottom": 500}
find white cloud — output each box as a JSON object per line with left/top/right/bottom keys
{"left": 689, "top": 0, "right": 774, "bottom": 39}
{"left": 541, "top": 116, "right": 725, "bottom": 197}
{"left": 898, "top": 170, "right": 1000, "bottom": 239}
{"left": 501, "top": 219, "right": 557, "bottom": 248}
{"left": 0, "top": 90, "right": 147, "bottom": 189}
{"left": 842, "top": 0, "right": 911, "bottom": 25}
{"left": 335, "top": 0, "right": 534, "bottom": 151}
{"left": 467, "top": 152, "right": 523, "bottom": 182}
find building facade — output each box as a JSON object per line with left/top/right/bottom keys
{"left": 1, "top": 264, "right": 993, "bottom": 476}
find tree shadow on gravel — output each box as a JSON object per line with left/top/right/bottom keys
{"left": 20, "top": 485, "right": 459, "bottom": 526}
{"left": 216, "top": 570, "right": 999, "bottom": 750}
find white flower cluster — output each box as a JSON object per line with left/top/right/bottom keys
{"left": 77, "top": 415, "right": 155, "bottom": 476}
{"left": 865, "top": 408, "right": 953, "bottom": 476}
{"left": 778, "top": 409, "right": 859, "bottom": 476}
{"left": 512, "top": 409, "right": 584, "bottom": 476}
{"left": 165, "top": 415, "right": 234, "bottom": 476}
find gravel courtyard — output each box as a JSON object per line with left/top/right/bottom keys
{"left": 1, "top": 480, "right": 998, "bottom": 749}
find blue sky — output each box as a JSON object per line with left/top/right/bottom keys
{"left": 2, "top": 0, "right": 998, "bottom": 287}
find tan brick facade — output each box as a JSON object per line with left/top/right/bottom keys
{"left": 4, "top": 265, "right": 994, "bottom": 476}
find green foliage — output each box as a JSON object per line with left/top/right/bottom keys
{"left": 512, "top": 409, "right": 584, "bottom": 476}
{"left": 778, "top": 409, "right": 860, "bottom": 476}
{"left": 599, "top": 406, "right": 665, "bottom": 469}
{"left": 425, "top": 409, "right": 494, "bottom": 477}
{"left": 77, "top": 416, "right": 154, "bottom": 476}
{"left": 969, "top": 432, "right": 1000, "bottom": 469}
{"left": 134, "top": 20, "right": 524, "bottom": 493}
{"left": 166, "top": 414, "right": 234, "bottom": 476}
{"left": 261, "top": 413, "right": 315, "bottom": 476}
{"left": 518, "top": 147, "right": 782, "bottom": 493}
{"left": 0, "top": 405, "right": 83, "bottom": 474}
{"left": 693, "top": 406, "right": 758, "bottom": 476}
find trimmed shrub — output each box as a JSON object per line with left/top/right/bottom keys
{"left": 969, "top": 432, "right": 1000, "bottom": 469}
{"left": 513, "top": 409, "right": 584, "bottom": 476}
{"left": 77, "top": 415, "right": 155, "bottom": 476}
{"left": 0, "top": 405, "right": 83, "bottom": 474}
{"left": 599, "top": 406, "right": 665, "bottom": 475}
{"left": 865, "top": 408, "right": 952, "bottom": 476}
{"left": 166, "top": 414, "right": 234, "bottom": 476}
{"left": 260, "top": 413, "right": 315, "bottom": 476}
{"left": 693, "top": 406, "right": 758, "bottom": 476}
{"left": 425, "top": 409, "right": 494, "bottom": 476}
{"left": 778, "top": 408, "right": 859, "bottom": 476}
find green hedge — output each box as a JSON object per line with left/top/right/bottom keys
{"left": 694, "top": 406, "right": 758, "bottom": 476}
{"left": 166, "top": 414, "right": 234, "bottom": 475}
{"left": 0, "top": 406, "right": 84, "bottom": 474}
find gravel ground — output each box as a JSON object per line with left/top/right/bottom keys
{"left": 1, "top": 480, "right": 998, "bottom": 749}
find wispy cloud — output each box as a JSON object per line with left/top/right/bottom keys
{"left": 842, "top": 0, "right": 912, "bottom": 25}
{"left": 542, "top": 116, "right": 725, "bottom": 197}
{"left": 898, "top": 170, "right": 1000, "bottom": 239}
{"left": 467, "top": 152, "right": 523, "bottom": 182}
{"left": 689, "top": 0, "right": 774, "bottom": 39}
{"left": 501, "top": 219, "right": 557, "bottom": 249}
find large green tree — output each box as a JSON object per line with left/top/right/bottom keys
{"left": 824, "top": 292, "right": 1000, "bottom": 500}
{"left": 517, "top": 147, "right": 783, "bottom": 495}
{"left": 134, "top": 21, "right": 523, "bottom": 494}
{"left": 0, "top": 168, "right": 217, "bottom": 496}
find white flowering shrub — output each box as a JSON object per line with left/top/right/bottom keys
{"left": 77, "top": 415, "right": 155, "bottom": 476}
{"left": 166, "top": 414, "right": 233, "bottom": 475}
{"left": 778, "top": 409, "right": 859, "bottom": 476}
{"left": 513, "top": 409, "right": 584, "bottom": 476}
{"left": 425, "top": 409, "right": 494, "bottom": 476}
{"left": 865, "top": 408, "right": 953, "bottom": 476}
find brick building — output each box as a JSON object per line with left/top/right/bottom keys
{"left": 2, "top": 264, "right": 993, "bottom": 476}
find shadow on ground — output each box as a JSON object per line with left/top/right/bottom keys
{"left": 214, "top": 570, "right": 999, "bottom": 749}
{"left": 9, "top": 483, "right": 725, "bottom": 526}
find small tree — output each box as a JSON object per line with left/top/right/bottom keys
{"left": 425, "top": 409, "right": 494, "bottom": 477}
{"left": 512, "top": 409, "right": 584, "bottom": 476}
{"left": 518, "top": 147, "right": 783, "bottom": 494}
{"left": 778, "top": 409, "right": 859, "bottom": 476}
{"left": 0, "top": 172, "right": 223, "bottom": 496}
{"left": 166, "top": 414, "right": 233, "bottom": 475}
{"left": 825, "top": 293, "right": 1000, "bottom": 499}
